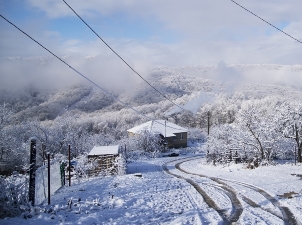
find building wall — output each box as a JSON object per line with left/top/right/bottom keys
{"left": 87, "top": 154, "right": 118, "bottom": 176}
{"left": 128, "top": 131, "right": 188, "bottom": 149}
{"left": 166, "top": 132, "right": 187, "bottom": 148}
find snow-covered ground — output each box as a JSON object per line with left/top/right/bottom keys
{"left": 179, "top": 157, "right": 302, "bottom": 224}
{"left": 1, "top": 152, "right": 302, "bottom": 225}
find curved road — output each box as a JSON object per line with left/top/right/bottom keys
{"left": 163, "top": 156, "right": 299, "bottom": 225}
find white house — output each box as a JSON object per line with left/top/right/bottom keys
{"left": 127, "top": 120, "right": 188, "bottom": 148}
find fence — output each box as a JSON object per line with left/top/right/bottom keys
{"left": 35, "top": 160, "right": 63, "bottom": 205}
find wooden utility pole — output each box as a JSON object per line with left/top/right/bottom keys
{"left": 207, "top": 111, "right": 210, "bottom": 135}
{"left": 165, "top": 120, "right": 167, "bottom": 152}
{"left": 68, "top": 145, "right": 71, "bottom": 187}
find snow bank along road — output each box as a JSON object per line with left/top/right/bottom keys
{"left": 164, "top": 156, "right": 300, "bottom": 225}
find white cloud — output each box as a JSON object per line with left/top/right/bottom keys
{"left": 1, "top": 0, "right": 302, "bottom": 92}
{"left": 1, "top": 0, "right": 300, "bottom": 65}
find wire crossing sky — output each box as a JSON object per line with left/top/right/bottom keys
{"left": 0, "top": 14, "right": 187, "bottom": 131}
{"left": 1, "top": 0, "right": 302, "bottom": 64}
{"left": 231, "top": 0, "right": 302, "bottom": 44}
{"left": 1, "top": 1, "right": 302, "bottom": 92}
{"left": 62, "top": 0, "right": 188, "bottom": 113}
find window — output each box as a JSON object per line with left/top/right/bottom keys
{"left": 180, "top": 133, "right": 184, "bottom": 140}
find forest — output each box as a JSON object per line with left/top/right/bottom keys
{"left": 0, "top": 64, "right": 302, "bottom": 173}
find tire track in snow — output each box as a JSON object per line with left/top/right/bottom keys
{"left": 176, "top": 157, "right": 299, "bottom": 225}
{"left": 217, "top": 178, "right": 299, "bottom": 225}
{"left": 174, "top": 160, "right": 242, "bottom": 224}
{"left": 163, "top": 157, "right": 230, "bottom": 224}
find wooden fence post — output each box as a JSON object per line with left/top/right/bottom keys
{"left": 29, "top": 137, "right": 37, "bottom": 205}
{"left": 47, "top": 153, "right": 50, "bottom": 205}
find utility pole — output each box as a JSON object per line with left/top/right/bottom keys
{"left": 165, "top": 119, "right": 167, "bottom": 152}
{"left": 207, "top": 111, "right": 210, "bottom": 135}
{"left": 68, "top": 145, "right": 71, "bottom": 187}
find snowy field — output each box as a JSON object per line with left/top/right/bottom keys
{"left": 1, "top": 153, "right": 302, "bottom": 225}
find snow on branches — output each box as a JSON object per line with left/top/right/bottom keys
{"left": 207, "top": 99, "right": 302, "bottom": 166}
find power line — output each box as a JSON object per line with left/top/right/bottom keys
{"left": 231, "top": 0, "right": 302, "bottom": 44}
{"left": 0, "top": 14, "right": 186, "bottom": 131}
{"left": 62, "top": 0, "right": 188, "bottom": 112}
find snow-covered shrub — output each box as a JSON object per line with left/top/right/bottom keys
{"left": 0, "top": 172, "right": 30, "bottom": 218}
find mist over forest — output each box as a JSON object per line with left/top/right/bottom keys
{"left": 1, "top": 56, "right": 302, "bottom": 171}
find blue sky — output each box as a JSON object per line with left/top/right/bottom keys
{"left": 1, "top": 0, "right": 182, "bottom": 49}
{"left": 1, "top": 0, "right": 302, "bottom": 91}
{"left": 0, "top": 0, "right": 302, "bottom": 90}
{"left": 1, "top": 0, "right": 302, "bottom": 65}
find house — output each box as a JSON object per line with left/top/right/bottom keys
{"left": 87, "top": 145, "right": 123, "bottom": 176}
{"left": 127, "top": 120, "right": 188, "bottom": 148}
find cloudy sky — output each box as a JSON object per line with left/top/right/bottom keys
{"left": 1, "top": 0, "right": 302, "bottom": 90}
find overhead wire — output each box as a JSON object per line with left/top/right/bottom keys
{"left": 231, "top": 0, "right": 302, "bottom": 44}
{"left": 62, "top": 0, "right": 188, "bottom": 112}
{"left": 0, "top": 14, "right": 186, "bottom": 131}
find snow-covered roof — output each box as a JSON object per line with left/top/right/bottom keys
{"left": 127, "top": 120, "right": 188, "bottom": 137}
{"left": 88, "top": 145, "right": 119, "bottom": 156}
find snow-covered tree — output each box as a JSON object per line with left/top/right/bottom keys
{"left": 206, "top": 124, "right": 242, "bottom": 164}
{"left": 279, "top": 102, "right": 302, "bottom": 162}
{"left": 236, "top": 103, "right": 282, "bottom": 161}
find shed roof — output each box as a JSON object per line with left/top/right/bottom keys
{"left": 127, "top": 120, "right": 188, "bottom": 137}
{"left": 88, "top": 145, "right": 119, "bottom": 156}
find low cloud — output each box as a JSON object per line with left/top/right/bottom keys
{"left": 1, "top": 0, "right": 302, "bottom": 95}
{"left": 0, "top": 55, "right": 140, "bottom": 92}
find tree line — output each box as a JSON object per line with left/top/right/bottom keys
{"left": 207, "top": 97, "right": 302, "bottom": 166}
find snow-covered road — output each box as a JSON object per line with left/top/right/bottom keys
{"left": 177, "top": 156, "right": 302, "bottom": 225}
{"left": 1, "top": 154, "right": 301, "bottom": 225}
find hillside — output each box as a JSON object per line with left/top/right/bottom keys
{"left": 1, "top": 60, "right": 302, "bottom": 127}
{"left": 1, "top": 60, "right": 302, "bottom": 170}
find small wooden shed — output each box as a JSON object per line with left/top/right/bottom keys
{"left": 87, "top": 145, "right": 120, "bottom": 176}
